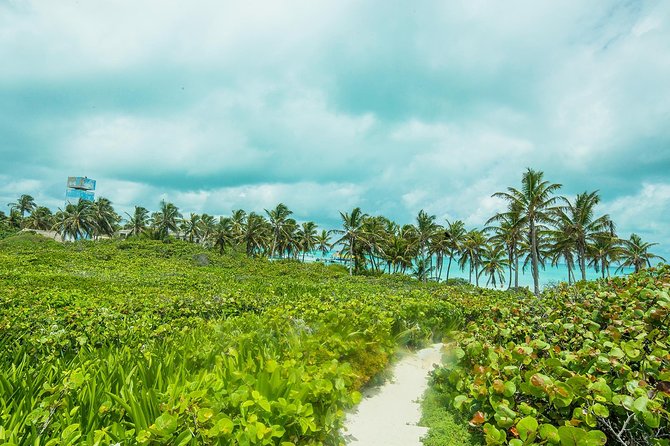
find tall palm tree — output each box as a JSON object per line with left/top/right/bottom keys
{"left": 384, "top": 232, "right": 413, "bottom": 274}
{"left": 53, "top": 199, "right": 95, "bottom": 240}
{"left": 153, "top": 200, "right": 182, "bottom": 240}
{"left": 230, "top": 209, "right": 247, "bottom": 243}
{"left": 493, "top": 169, "right": 562, "bottom": 295}
{"left": 554, "top": 191, "right": 610, "bottom": 281}
{"left": 333, "top": 207, "right": 367, "bottom": 275}
{"left": 7, "top": 209, "right": 23, "bottom": 229}
{"left": 443, "top": 220, "right": 466, "bottom": 282}
{"left": 265, "top": 203, "right": 293, "bottom": 258}
{"left": 487, "top": 203, "right": 525, "bottom": 289}
{"left": 90, "top": 197, "right": 120, "bottom": 239}
{"left": 23, "top": 206, "right": 53, "bottom": 231}
{"left": 239, "top": 212, "right": 270, "bottom": 257}
{"left": 297, "top": 221, "right": 318, "bottom": 261}
{"left": 315, "top": 230, "right": 332, "bottom": 257}
{"left": 211, "top": 217, "right": 234, "bottom": 255}
{"left": 412, "top": 258, "right": 433, "bottom": 282}
{"left": 478, "top": 244, "right": 509, "bottom": 288}
{"left": 459, "top": 229, "right": 487, "bottom": 286}
{"left": 199, "top": 214, "right": 216, "bottom": 245}
{"left": 547, "top": 222, "right": 578, "bottom": 284}
{"left": 8, "top": 194, "right": 36, "bottom": 217}
{"left": 180, "top": 213, "right": 201, "bottom": 243}
{"left": 362, "top": 215, "right": 388, "bottom": 272}
{"left": 588, "top": 231, "right": 621, "bottom": 279}
{"left": 125, "top": 206, "right": 149, "bottom": 236}
{"left": 617, "top": 233, "right": 666, "bottom": 273}
{"left": 415, "top": 210, "right": 438, "bottom": 281}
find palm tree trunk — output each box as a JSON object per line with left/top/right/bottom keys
{"left": 530, "top": 223, "right": 539, "bottom": 296}
{"left": 579, "top": 244, "right": 587, "bottom": 281}
{"left": 514, "top": 250, "right": 519, "bottom": 289}
{"left": 507, "top": 246, "right": 513, "bottom": 289}
{"left": 567, "top": 261, "right": 573, "bottom": 285}
{"left": 446, "top": 255, "right": 453, "bottom": 281}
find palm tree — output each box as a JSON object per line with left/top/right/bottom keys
{"left": 554, "top": 191, "right": 610, "bottom": 281}
{"left": 443, "top": 220, "right": 466, "bottom": 281}
{"left": 230, "top": 209, "right": 247, "bottom": 244}
{"left": 296, "top": 221, "right": 318, "bottom": 261}
{"left": 415, "top": 210, "right": 438, "bottom": 281}
{"left": 239, "top": 212, "right": 270, "bottom": 257}
{"left": 361, "top": 216, "right": 388, "bottom": 272}
{"left": 153, "top": 200, "right": 182, "bottom": 240}
{"left": 412, "top": 258, "right": 433, "bottom": 282}
{"left": 265, "top": 203, "right": 293, "bottom": 258}
{"left": 7, "top": 209, "right": 23, "bottom": 229}
{"left": 199, "top": 214, "right": 216, "bottom": 245}
{"left": 90, "top": 197, "right": 120, "bottom": 239}
{"left": 125, "top": 206, "right": 149, "bottom": 236}
{"left": 487, "top": 204, "right": 525, "bottom": 289}
{"left": 588, "top": 231, "right": 621, "bottom": 278}
{"left": 8, "top": 194, "right": 36, "bottom": 217}
{"left": 478, "top": 244, "right": 509, "bottom": 288}
{"left": 53, "top": 199, "right": 95, "bottom": 240}
{"left": 547, "top": 222, "right": 578, "bottom": 284}
{"left": 493, "top": 169, "right": 562, "bottom": 295}
{"left": 211, "top": 217, "right": 234, "bottom": 255}
{"left": 333, "top": 207, "right": 367, "bottom": 275}
{"left": 180, "top": 213, "right": 201, "bottom": 243}
{"left": 617, "top": 233, "right": 666, "bottom": 273}
{"left": 23, "top": 206, "right": 53, "bottom": 231}
{"left": 385, "top": 232, "right": 413, "bottom": 274}
{"left": 459, "top": 229, "right": 487, "bottom": 286}
{"left": 315, "top": 230, "right": 332, "bottom": 257}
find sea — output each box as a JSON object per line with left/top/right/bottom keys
{"left": 303, "top": 251, "right": 637, "bottom": 290}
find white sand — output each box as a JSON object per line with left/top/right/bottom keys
{"left": 342, "top": 343, "right": 443, "bottom": 446}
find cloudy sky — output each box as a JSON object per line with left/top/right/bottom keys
{"left": 1, "top": 0, "right": 669, "bottom": 257}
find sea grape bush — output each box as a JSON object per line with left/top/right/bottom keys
{"left": 431, "top": 265, "right": 670, "bottom": 446}
{"left": 0, "top": 234, "right": 511, "bottom": 444}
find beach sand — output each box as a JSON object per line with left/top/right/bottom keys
{"left": 342, "top": 344, "right": 443, "bottom": 446}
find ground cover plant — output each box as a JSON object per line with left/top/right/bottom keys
{"left": 0, "top": 233, "right": 513, "bottom": 445}
{"left": 430, "top": 265, "right": 670, "bottom": 446}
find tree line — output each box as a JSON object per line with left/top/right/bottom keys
{"left": 1, "top": 169, "right": 664, "bottom": 294}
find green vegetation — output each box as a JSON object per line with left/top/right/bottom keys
{"left": 2, "top": 168, "right": 667, "bottom": 445}
{"left": 2, "top": 169, "right": 665, "bottom": 292}
{"left": 0, "top": 233, "right": 511, "bottom": 445}
{"left": 420, "top": 386, "right": 479, "bottom": 446}
{"left": 430, "top": 265, "right": 670, "bottom": 446}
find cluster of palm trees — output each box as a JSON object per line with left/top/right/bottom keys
{"left": 2, "top": 194, "right": 120, "bottom": 240}
{"left": 122, "top": 201, "right": 331, "bottom": 260}
{"left": 2, "top": 169, "right": 665, "bottom": 293}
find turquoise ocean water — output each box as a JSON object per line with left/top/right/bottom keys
{"left": 304, "top": 251, "right": 636, "bottom": 290}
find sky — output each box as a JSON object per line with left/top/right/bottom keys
{"left": 1, "top": 0, "right": 669, "bottom": 259}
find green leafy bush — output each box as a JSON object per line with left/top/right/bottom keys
{"left": 0, "top": 234, "right": 507, "bottom": 444}
{"left": 431, "top": 265, "right": 670, "bottom": 446}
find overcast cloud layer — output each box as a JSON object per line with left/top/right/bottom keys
{"left": 1, "top": 0, "right": 669, "bottom": 258}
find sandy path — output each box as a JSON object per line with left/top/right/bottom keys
{"left": 342, "top": 344, "right": 443, "bottom": 446}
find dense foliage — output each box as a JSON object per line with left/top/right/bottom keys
{"left": 4, "top": 168, "right": 665, "bottom": 293}
{"left": 0, "top": 234, "right": 511, "bottom": 445}
{"left": 431, "top": 265, "right": 670, "bottom": 446}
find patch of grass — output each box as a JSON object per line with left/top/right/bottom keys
{"left": 420, "top": 387, "right": 481, "bottom": 446}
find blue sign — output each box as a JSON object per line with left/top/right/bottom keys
{"left": 67, "top": 176, "right": 96, "bottom": 190}
{"left": 66, "top": 189, "right": 95, "bottom": 202}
